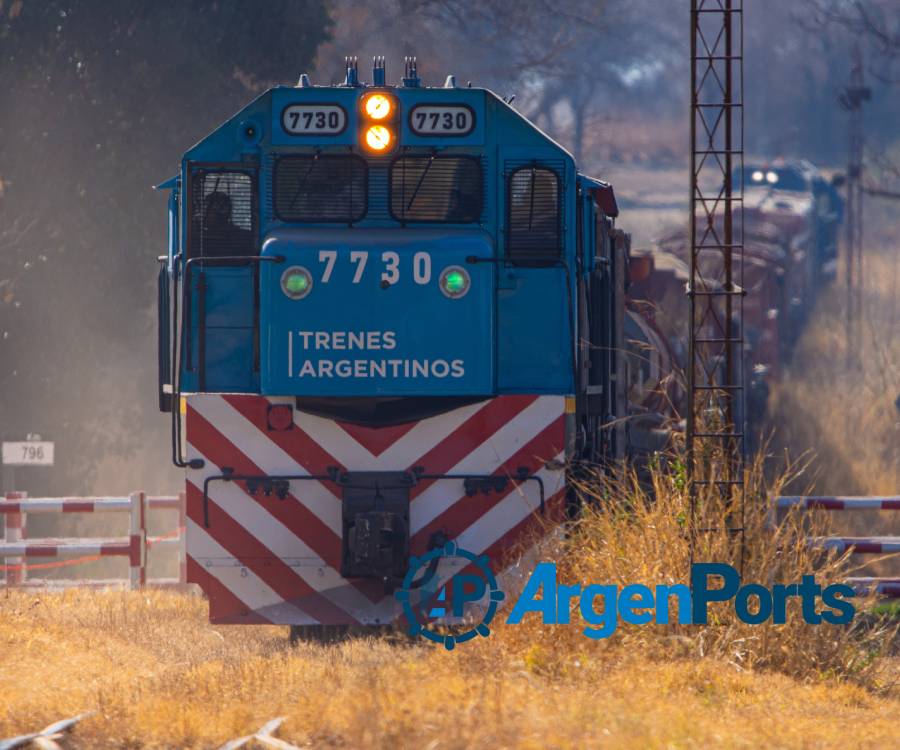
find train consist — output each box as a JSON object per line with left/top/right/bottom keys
{"left": 624, "top": 158, "right": 843, "bottom": 450}
{"left": 155, "top": 58, "right": 842, "bottom": 633}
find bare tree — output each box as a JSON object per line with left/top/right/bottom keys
{"left": 806, "top": 0, "right": 900, "bottom": 82}
{"left": 316, "top": 0, "right": 684, "bottom": 162}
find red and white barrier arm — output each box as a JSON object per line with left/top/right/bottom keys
{"left": 0, "top": 498, "right": 132, "bottom": 513}
{"left": 0, "top": 538, "right": 132, "bottom": 557}
{"left": 845, "top": 577, "right": 900, "bottom": 598}
{"left": 809, "top": 536, "right": 900, "bottom": 554}
{"left": 146, "top": 495, "right": 182, "bottom": 510}
{"left": 1, "top": 491, "right": 186, "bottom": 590}
{"left": 777, "top": 496, "right": 900, "bottom": 510}
{"left": 0, "top": 496, "right": 181, "bottom": 513}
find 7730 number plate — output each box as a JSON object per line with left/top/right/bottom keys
{"left": 409, "top": 105, "right": 475, "bottom": 136}
{"left": 282, "top": 104, "right": 347, "bottom": 135}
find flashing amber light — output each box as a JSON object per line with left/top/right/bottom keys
{"left": 364, "top": 125, "right": 393, "bottom": 152}
{"left": 364, "top": 93, "right": 393, "bottom": 120}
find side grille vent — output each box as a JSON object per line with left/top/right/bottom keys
{"left": 505, "top": 163, "right": 563, "bottom": 262}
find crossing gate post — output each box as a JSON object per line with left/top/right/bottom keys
{"left": 129, "top": 491, "right": 147, "bottom": 589}
{"left": 178, "top": 491, "right": 187, "bottom": 589}
{"left": 3, "top": 491, "right": 27, "bottom": 586}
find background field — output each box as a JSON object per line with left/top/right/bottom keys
{"left": 769, "top": 199, "right": 900, "bottom": 579}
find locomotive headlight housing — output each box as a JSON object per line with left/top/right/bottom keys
{"left": 364, "top": 125, "right": 393, "bottom": 152}
{"left": 363, "top": 93, "right": 393, "bottom": 120}
{"left": 360, "top": 91, "right": 398, "bottom": 154}
{"left": 439, "top": 266, "right": 470, "bottom": 299}
{"left": 281, "top": 266, "right": 313, "bottom": 300}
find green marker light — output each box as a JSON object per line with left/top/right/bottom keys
{"left": 444, "top": 271, "right": 466, "bottom": 294}
{"left": 281, "top": 266, "right": 313, "bottom": 300}
{"left": 439, "top": 266, "right": 471, "bottom": 299}
{"left": 285, "top": 273, "right": 309, "bottom": 294}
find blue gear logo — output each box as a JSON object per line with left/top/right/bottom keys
{"left": 395, "top": 541, "right": 505, "bottom": 650}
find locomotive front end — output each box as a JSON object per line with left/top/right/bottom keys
{"left": 159, "top": 57, "right": 625, "bottom": 629}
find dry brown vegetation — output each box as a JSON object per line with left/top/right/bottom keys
{"left": 1, "top": 457, "right": 897, "bottom": 749}
{"left": 769, "top": 203, "right": 900, "bottom": 579}
{"left": 771, "top": 245, "right": 900, "bottom": 496}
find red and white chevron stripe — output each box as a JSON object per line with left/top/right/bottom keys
{"left": 184, "top": 394, "right": 568, "bottom": 624}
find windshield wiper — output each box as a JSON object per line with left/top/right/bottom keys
{"left": 406, "top": 154, "right": 436, "bottom": 213}
{"left": 289, "top": 151, "right": 320, "bottom": 211}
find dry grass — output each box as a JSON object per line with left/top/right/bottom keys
{"left": 505, "top": 455, "right": 897, "bottom": 680}
{"left": 0, "top": 587, "right": 897, "bottom": 749}
{"left": 1, "top": 458, "right": 897, "bottom": 749}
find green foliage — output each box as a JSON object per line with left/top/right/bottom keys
{"left": 871, "top": 600, "right": 900, "bottom": 619}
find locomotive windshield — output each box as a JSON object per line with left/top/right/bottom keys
{"left": 274, "top": 154, "right": 367, "bottom": 223}
{"left": 389, "top": 155, "right": 483, "bottom": 223}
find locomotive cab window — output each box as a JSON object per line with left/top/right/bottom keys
{"left": 274, "top": 154, "right": 367, "bottom": 223}
{"left": 189, "top": 169, "right": 257, "bottom": 258}
{"left": 506, "top": 166, "right": 561, "bottom": 262}
{"left": 389, "top": 155, "right": 482, "bottom": 223}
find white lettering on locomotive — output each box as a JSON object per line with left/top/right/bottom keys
{"left": 409, "top": 104, "right": 475, "bottom": 135}
{"left": 294, "top": 358, "right": 465, "bottom": 379}
{"left": 314, "top": 250, "right": 435, "bottom": 286}
{"left": 289, "top": 331, "right": 464, "bottom": 379}
{"left": 296, "top": 330, "right": 397, "bottom": 350}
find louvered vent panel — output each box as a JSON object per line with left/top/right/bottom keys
{"left": 365, "top": 157, "right": 391, "bottom": 221}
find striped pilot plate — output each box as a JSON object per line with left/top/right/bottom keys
{"left": 184, "top": 394, "right": 567, "bottom": 625}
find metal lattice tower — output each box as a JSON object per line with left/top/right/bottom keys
{"left": 687, "top": 0, "right": 745, "bottom": 570}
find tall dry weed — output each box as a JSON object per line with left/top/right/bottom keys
{"left": 494, "top": 453, "right": 896, "bottom": 689}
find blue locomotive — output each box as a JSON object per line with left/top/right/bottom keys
{"left": 156, "top": 58, "right": 628, "bottom": 630}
